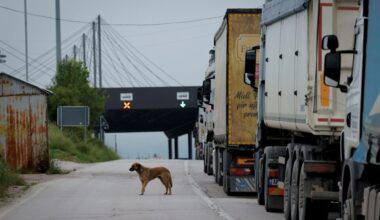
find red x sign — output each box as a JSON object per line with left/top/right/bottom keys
{"left": 123, "top": 102, "right": 131, "bottom": 109}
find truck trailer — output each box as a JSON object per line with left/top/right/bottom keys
{"left": 204, "top": 9, "right": 261, "bottom": 194}
{"left": 322, "top": 0, "right": 380, "bottom": 219}
{"left": 244, "top": 0, "right": 358, "bottom": 219}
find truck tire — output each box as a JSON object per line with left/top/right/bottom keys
{"left": 342, "top": 182, "right": 354, "bottom": 220}
{"left": 203, "top": 146, "right": 208, "bottom": 173}
{"left": 222, "top": 149, "right": 231, "bottom": 195}
{"left": 203, "top": 159, "right": 207, "bottom": 173}
{"left": 257, "top": 157, "right": 265, "bottom": 205}
{"left": 206, "top": 144, "right": 213, "bottom": 175}
{"left": 214, "top": 148, "right": 219, "bottom": 184}
{"left": 256, "top": 153, "right": 264, "bottom": 205}
{"left": 218, "top": 149, "right": 223, "bottom": 186}
{"left": 284, "top": 157, "right": 293, "bottom": 220}
{"left": 298, "top": 163, "right": 328, "bottom": 220}
{"left": 290, "top": 160, "right": 300, "bottom": 220}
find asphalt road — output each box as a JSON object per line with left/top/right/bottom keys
{"left": 0, "top": 159, "right": 283, "bottom": 220}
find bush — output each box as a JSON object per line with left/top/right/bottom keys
{"left": 0, "top": 159, "right": 25, "bottom": 197}
{"left": 49, "top": 123, "right": 119, "bottom": 163}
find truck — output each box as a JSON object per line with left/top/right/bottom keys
{"left": 243, "top": 0, "right": 359, "bottom": 219}
{"left": 322, "top": 0, "right": 380, "bottom": 219}
{"left": 199, "top": 49, "right": 215, "bottom": 175}
{"left": 203, "top": 9, "right": 261, "bottom": 194}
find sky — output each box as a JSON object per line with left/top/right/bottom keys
{"left": 0, "top": 0, "right": 264, "bottom": 159}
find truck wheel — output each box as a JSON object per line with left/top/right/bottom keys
{"left": 257, "top": 157, "right": 265, "bottom": 205}
{"left": 203, "top": 155, "right": 207, "bottom": 173}
{"left": 284, "top": 158, "right": 292, "bottom": 220}
{"left": 264, "top": 159, "right": 273, "bottom": 211}
{"left": 342, "top": 183, "right": 354, "bottom": 220}
{"left": 223, "top": 170, "right": 231, "bottom": 195}
{"left": 214, "top": 148, "right": 218, "bottom": 183}
{"left": 222, "top": 149, "right": 231, "bottom": 194}
{"left": 290, "top": 160, "right": 300, "bottom": 220}
{"left": 298, "top": 163, "right": 328, "bottom": 220}
{"left": 218, "top": 149, "right": 223, "bottom": 186}
{"left": 207, "top": 145, "right": 213, "bottom": 175}
{"left": 258, "top": 188, "right": 265, "bottom": 205}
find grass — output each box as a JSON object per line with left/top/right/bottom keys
{"left": 0, "top": 159, "right": 25, "bottom": 197}
{"left": 48, "top": 123, "right": 120, "bottom": 163}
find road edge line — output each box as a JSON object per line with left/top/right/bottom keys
{"left": 0, "top": 179, "right": 58, "bottom": 219}
{"left": 184, "top": 160, "right": 234, "bottom": 220}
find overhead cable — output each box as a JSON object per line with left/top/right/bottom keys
{"left": 0, "top": 4, "right": 221, "bottom": 26}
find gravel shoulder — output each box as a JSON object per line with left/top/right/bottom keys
{"left": 0, "top": 160, "right": 93, "bottom": 208}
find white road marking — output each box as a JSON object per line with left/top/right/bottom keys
{"left": 184, "top": 160, "right": 234, "bottom": 220}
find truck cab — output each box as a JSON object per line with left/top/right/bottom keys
{"left": 323, "top": 0, "right": 380, "bottom": 218}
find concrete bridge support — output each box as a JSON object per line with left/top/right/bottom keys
{"left": 168, "top": 138, "right": 172, "bottom": 159}
{"left": 174, "top": 137, "right": 179, "bottom": 159}
{"left": 188, "top": 132, "right": 192, "bottom": 160}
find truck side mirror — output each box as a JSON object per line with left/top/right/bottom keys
{"left": 244, "top": 46, "right": 259, "bottom": 88}
{"left": 324, "top": 52, "right": 341, "bottom": 88}
{"left": 202, "top": 79, "right": 211, "bottom": 104}
{"left": 322, "top": 35, "right": 339, "bottom": 52}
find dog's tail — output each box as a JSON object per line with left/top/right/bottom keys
{"left": 169, "top": 173, "right": 173, "bottom": 187}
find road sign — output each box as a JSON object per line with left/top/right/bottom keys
{"left": 123, "top": 102, "right": 131, "bottom": 109}
{"left": 180, "top": 101, "right": 186, "bottom": 108}
{"left": 177, "top": 92, "right": 189, "bottom": 100}
{"left": 120, "top": 93, "right": 133, "bottom": 101}
{"left": 57, "top": 106, "right": 90, "bottom": 127}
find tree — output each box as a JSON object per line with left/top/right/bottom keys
{"left": 48, "top": 61, "right": 106, "bottom": 127}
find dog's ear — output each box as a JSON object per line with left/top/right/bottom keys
{"left": 135, "top": 163, "right": 141, "bottom": 170}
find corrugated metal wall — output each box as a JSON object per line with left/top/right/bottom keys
{"left": 0, "top": 74, "right": 49, "bottom": 172}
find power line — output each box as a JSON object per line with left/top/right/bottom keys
{"left": 103, "top": 28, "right": 159, "bottom": 86}
{"left": 103, "top": 16, "right": 223, "bottom": 26}
{"left": 0, "top": 4, "right": 90, "bottom": 24}
{"left": 103, "top": 21, "right": 183, "bottom": 86}
{"left": 0, "top": 4, "right": 222, "bottom": 26}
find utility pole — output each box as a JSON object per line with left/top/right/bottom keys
{"left": 114, "top": 134, "right": 117, "bottom": 153}
{"left": 24, "top": 0, "right": 29, "bottom": 81}
{"left": 97, "top": 15, "right": 102, "bottom": 88}
{"left": 55, "top": 0, "right": 62, "bottom": 72}
{"left": 92, "top": 21, "right": 97, "bottom": 88}
{"left": 82, "top": 33, "right": 86, "bottom": 67}
{"left": 73, "top": 45, "right": 77, "bottom": 61}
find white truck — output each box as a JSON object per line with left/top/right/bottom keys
{"left": 244, "top": 0, "right": 358, "bottom": 219}
{"left": 323, "top": 0, "right": 380, "bottom": 219}
{"left": 200, "top": 49, "right": 215, "bottom": 175}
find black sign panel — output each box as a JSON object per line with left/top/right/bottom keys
{"left": 57, "top": 106, "right": 90, "bottom": 127}
{"left": 104, "top": 86, "right": 199, "bottom": 110}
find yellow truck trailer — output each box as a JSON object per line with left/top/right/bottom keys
{"left": 205, "top": 9, "right": 261, "bottom": 194}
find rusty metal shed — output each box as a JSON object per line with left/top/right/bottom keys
{"left": 0, "top": 72, "right": 52, "bottom": 172}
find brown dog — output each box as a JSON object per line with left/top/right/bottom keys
{"left": 129, "top": 162, "right": 173, "bottom": 195}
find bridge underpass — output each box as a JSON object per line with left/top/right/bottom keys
{"left": 102, "top": 86, "right": 199, "bottom": 159}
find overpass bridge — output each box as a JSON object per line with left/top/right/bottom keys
{"left": 102, "top": 86, "right": 199, "bottom": 159}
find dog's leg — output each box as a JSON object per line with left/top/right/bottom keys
{"left": 140, "top": 181, "right": 148, "bottom": 195}
{"left": 158, "top": 176, "right": 168, "bottom": 195}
